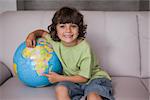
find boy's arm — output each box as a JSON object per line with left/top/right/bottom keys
{"left": 26, "top": 29, "right": 48, "bottom": 48}
{"left": 58, "top": 74, "right": 88, "bottom": 83}
{"left": 43, "top": 72, "right": 88, "bottom": 83}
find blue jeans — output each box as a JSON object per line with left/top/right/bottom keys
{"left": 56, "top": 78, "right": 115, "bottom": 100}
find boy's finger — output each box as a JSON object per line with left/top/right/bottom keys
{"left": 49, "top": 72, "right": 53, "bottom": 74}
{"left": 32, "top": 40, "right": 36, "bottom": 47}
{"left": 25, "top": 40, "right": 29, "bottom": 47}
{"left": 42, "top": 73, "right": 49, "bottom": 77}
{"left": 26, "top": 40, "right": 32, "bottom": 48}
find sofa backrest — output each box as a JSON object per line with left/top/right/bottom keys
{"left": 0, "top": 11, "right": 149, "bottom": 77}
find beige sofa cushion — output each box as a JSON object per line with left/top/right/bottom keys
{"left": 142, "top": 78, "right": 150, "bottom": 93}
{"left": 1, "top": 77, "right": 56, "bottom": 100}
{"left": 112, "top": 77, "right": 149, "bottom": 100}
{"left": 138, "top": 12, "right": 150, "bottom": 77}
{"left": 0, "top": 11, "right": 142, "bottom": 77}
{"left": 1, "top": 77, "right": 149, "bottom": 100}
{"left": 84, "top": 12, "right": 141, "bottom": 77}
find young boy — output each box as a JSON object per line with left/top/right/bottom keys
{"left": 26, "top": 7, "right": 115, "bottom": 100}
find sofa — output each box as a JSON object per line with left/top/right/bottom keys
{"left": 0, "top": 11, "right": 149, "bottom": 100}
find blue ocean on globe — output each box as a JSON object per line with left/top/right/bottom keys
{"left": 13, "top": 38, "right": 62, "bottom": 87}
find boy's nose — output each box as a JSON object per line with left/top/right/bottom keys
{"left": 66, "top": 26, "right": 71, "bottom": 32}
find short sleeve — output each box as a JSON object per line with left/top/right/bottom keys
{"left": 78, "top": 47, "right": 92, "bottom": 79}
{"left": 43, "top": 34, "right": 54, "bottom": 44}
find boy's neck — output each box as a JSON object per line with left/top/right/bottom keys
{"left": 61, "top": 40, "right": 78, "bottom": 47}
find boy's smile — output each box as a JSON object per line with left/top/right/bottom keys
{"left": 56, "top": 23, "right": 79, "bottom": 47}
{"left": 63, "top": 32, "right": 73, "bottom": 38}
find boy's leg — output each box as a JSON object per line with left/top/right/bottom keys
{"left": 55, "top": 81, "right": 84, "bottom": 100}
{"left": 84, "top": 78, "right": 114, "bottom": 100}
{"left": 55, "top": 85, "right": 70, "bottom": 100}
{"left": 87, "top": 92, "right": 103, "bottom": 100}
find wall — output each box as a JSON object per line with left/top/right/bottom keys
{"left": 0, "top": 0, "right": 17, "bottom": 14}
{"left": 17, "top": 0, "right": 149, "bottom": 11}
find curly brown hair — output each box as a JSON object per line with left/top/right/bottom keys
{"left": 48, "top": 7, "right": 87, "bottom": 42}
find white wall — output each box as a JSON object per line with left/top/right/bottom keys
{"left": 0, "top": 0, "right": 16, "bottom": 14}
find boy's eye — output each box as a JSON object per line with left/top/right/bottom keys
{"left": 59, "top": 25, "right": 65, "bottom": 28}
{"left": 71, "top": 24, "right": 78, "bottom": 28}
{"left": 57, "top": 24, "right": 78, "bottom": 29}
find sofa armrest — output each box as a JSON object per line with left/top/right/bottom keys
{"left": 0, "top": 61, "right": 12, "bottom": 86}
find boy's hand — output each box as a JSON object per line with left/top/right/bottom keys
{"left": 42, "top": 72, "right": 62, "bottom": 83}
{"left": 26, "top": 29, "right": 48, "bottom": 48}
{"left": 26, "top": 33, "right": 36, "bottom": 48}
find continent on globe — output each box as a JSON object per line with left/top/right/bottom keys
{"left": 13, "top": 38, "right": 63, "bottom": 87}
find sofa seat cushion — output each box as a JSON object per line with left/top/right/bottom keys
{"left": 112, "top": 77, "right": 149, "bottom": 100}
{"left": 142, "top": 78, "right": 150, "bottom": 93}
{"left": 0, "top": 77, "right": 86, "bottom": 100}
{"left": 1, "top": 77, "right": 149, "bottom": 100}
{"left": 1, "top": 77, "right": 56, "bottom": 100}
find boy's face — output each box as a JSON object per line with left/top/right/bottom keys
{"left": 56, "top": 23, "right": 79, "bottom": 46}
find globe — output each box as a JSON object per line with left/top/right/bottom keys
{"left": 13, "top": 38, "right": 62, "bottom": 87}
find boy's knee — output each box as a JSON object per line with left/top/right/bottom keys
{"left": 88, "top": 92, "right": 97, "bottom": 97}
{"left": 87, "top": 92, "right": 103, "bottom": 100}
{"left": 55, "top": 85, "right": 68, "bottom": 93}
{"left": 55, "top": 85, "right": 71, "bottom": 100}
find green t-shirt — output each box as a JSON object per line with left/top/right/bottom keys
{"left": 44, "top": 34, "right": 111, "bottom": 83}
